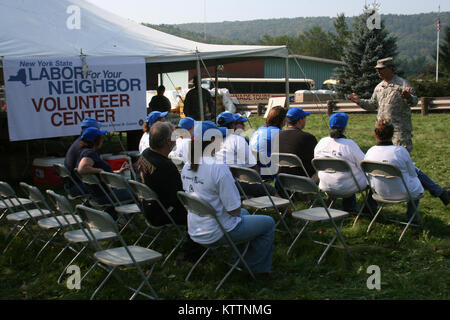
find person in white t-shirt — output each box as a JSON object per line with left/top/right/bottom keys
{"left": 181, "top": 121, "right": 275, "bottom": 276}
{"left": 364, "top": 119, "right": 449, "bottom": 221}
{"left": 169, "top": 117, "right": 195, "bottom": 163}
{"left": 139, "top": 111, "right": 168, "bottom": 154}
{"left": 314, "top": 113, "right": 377, "bottom": 213}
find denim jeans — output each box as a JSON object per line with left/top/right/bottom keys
{"left": 214, "top": 209, "right": 275, "bottom": 274}
{"left": 415, "top": 167, "right": 444, "bottom": 197}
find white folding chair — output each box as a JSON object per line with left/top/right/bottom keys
{"left": 177, "top": 191, "right": 256, "bottom": 292}
{"left": 128, "top": 180, "right": 187, "bottom": 266}
{"left": 0, "top": 181, "right": 33, "bottom": 224}
{"left": 277, "top": 173, "right": 352, "bottom": 264}
{"left": 53, "top": 163, "right": 89, "bottom": 201}
{"left": 312, "top": 158, "right": 375, "bottom": 227}
{"left": 229, "top": 165, "right": 292, "bottom": 237}
{"left": 360, "top": 160, "right": 424, "bottom": 242}
{"left": 271, "top": 152, "right": 310, "bottom": 178}
{"left": 46, "top": 190, "right": 118, "bottom": 285}
{"left": 76, "top": 205, "right": 163, "bottom": 300}
{"left": 1, "top": 181, "right": 53, "bottom": 254}
{"left": 20, "top": 182, "right": 82, "bottom": 262}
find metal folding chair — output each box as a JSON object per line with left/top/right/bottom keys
{"left": 229, "top": 165, "right": 292, "bottom": 237}
{"left": 277, "top": 173, "right": 352, "bottom": 264}
{"left": 20, "top": 182, "right": 82, "bottom": 262}
{"left": 311, "top": 158, "right": 375, "bottom": 227}
{"left": 360, "top": 160, "right": 424, "bottom": 242}
{"left": 1, "top": 181, "right": 53, "bottom": 254}
{"left": 128, "top": 180, "right": 187, "bottom": 266}
{"left": 46, "top": 190, "right": 118, "bottom": 285}
{"left": 76, "top": 205, "right": 163, "bottom": 300}
{"left": 0, "top": 181, "right": 33, "bottom": 223}
{"left": 271, "top": 152, "right": 310, "bottom": 178}
{"left": 53, "top": 163, "right": 89, "bottom": 201}
{"left": 177, "top": 191, "right": 256, "bottom": 292}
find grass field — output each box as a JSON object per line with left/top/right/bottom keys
{"left": 0, "top": 113, "right": 449, "bottom": 300}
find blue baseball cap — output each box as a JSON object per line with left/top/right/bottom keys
{"left": 178, "top": 117, "right": 195, "bottom": 130}
{"left": 233, "top": 113, "right": 249, "bottom": 123}
{"left": 147, "top": 111, "right": 168, "bottom": 127}
{"left": 80, "top": 117, "right": 101, "bottom": 129}
{"left": 216, "top": 112, "right": 236, "bottom": 126}
{"left": 286, "top": 107, "right": 310, "bottom": 121}
{"left": 81, "top": 127, "right": 108, "bottom": 142}
{"left": 329, "top": 113, "right": 349, "bottom": 129}
{"left": 193, "top": 121, "right": 227, "bottom": 140}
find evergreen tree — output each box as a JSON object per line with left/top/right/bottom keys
{"left": 331, "top": 13, "right": 351, "bottom": 60}
{"left": 438, "top": 26, "right": 450, "bottom": 77}
{"left": 335, "top": 5, "right": 398, "bottom": 99}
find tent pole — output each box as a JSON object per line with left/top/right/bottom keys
{"left": 214, "top": 66, "right": 219, "bottom": 121}
{"left": 196, "top": 54, "right": 204, "bottom": 121}
{"left": 285, "top": 55, "right": 290, "bottom": 109}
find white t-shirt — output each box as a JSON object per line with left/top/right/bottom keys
{"left": 215, "top": 134, "right": 257, "bottom": 168}
{"left": 364, "top": 145, "right": 424, "bottom": 200}
{"left": 139, "top": 132, "right": 149, "bottom": 154}
{"left": 314, "top": 136, "right": 367, "bottom": 195}
{"left": 169, "top": 137, "right": 191, "bottom": 163}
{"left": 181, "top": 157, "right": 242, "bottom": 244}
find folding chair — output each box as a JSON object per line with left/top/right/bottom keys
{"left": 360, "top": 160, "right": 424, "bottom": 242}
{"left": 1, "top": 181, "right": 53, "bottom": 254}
{"left": 311, "top": 158, "right": 375, "bottom": 227}
{"left": 76, "top": 205, "right": 163, "bottom": 300}
{"left": 53, "top": 163, "right": 89, "bottom": 201}
{"left": 128, "top": 180, "right": 186, "bottom": 266}
{"left": 177, "top": 191, "right": 256, "bottom": 292}
{"left": 46, "top": 190, "right": 119, "bottom": 285}
{"left": 229, "top": 165, "right": 292, "bottom": 237}
{"left": 271, "top": 152, "right": 310, "bottom": 178}
{"left": 19, "top": 182, "right": 82, "bottom": 262}
{"left": 277, "top": 173, "right": 352, "bottom": 264}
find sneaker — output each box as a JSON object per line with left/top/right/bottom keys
{"left": 439, "top": 188, "right": 450, "bottom": 206}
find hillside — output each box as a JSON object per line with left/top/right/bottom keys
{"left": 148, "top": 12, "right": 450, "bottom": 61}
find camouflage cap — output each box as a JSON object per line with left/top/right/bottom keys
{"left": 375, "top": 57, "right": 394, "bottom": 69}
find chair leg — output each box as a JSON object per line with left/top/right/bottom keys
{"left": 129, "top": 264, "right": 159, "bottom": 300}
{"left": 34, "top": 229, "right": 59, "bottom": 262}
{"left": 161, "top": 234, "right": 186, "bottom": 267}
{"left": 317, "top": 232, "right": 338, "bottom": 264}
{"left": 145, "top": 230, "right": 163, "bottom": 249}
{"left": 185, "top": 247, "right": 210, "bottom": 282}
{"left": 367, "top": 204, "right": 384, "bottom": 233}
{"left": 57, "top": 245, "right": 87, "bottom": 285}
{"left": 90, "top": 266, "right": 117, "bottom": 300}
{"left": 398, "top": 210, "right": 420, "bottom": 242}
{"left": 287, "top": 221, "right": 309, "bottom": 255}
{"left": 274, "top": 206, "right": 293, "bottom": 239}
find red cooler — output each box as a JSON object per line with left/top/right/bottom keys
{"left": 101, "top": 154, "right": 131, "bottom": 179}
{"left": 32, "top": 157, "right": 65, "bottom": 187}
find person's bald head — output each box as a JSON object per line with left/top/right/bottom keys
{"left": 150, "top": 121, "right": 175, "bottom": 151}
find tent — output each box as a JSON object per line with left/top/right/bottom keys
{"left": 0, "top": 0, "right": 287, "bottom": 73}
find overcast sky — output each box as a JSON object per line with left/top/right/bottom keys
{"left": 85, "top": 0, "right": 447, "bottom": 25}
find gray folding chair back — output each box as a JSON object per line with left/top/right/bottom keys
{"left": 276, "top": 173, "right": 352, "bottom": 264}
{"left": 0, "top": 181, "right": 32, "bottom": 217}
{"left": 53, "top": 164, "right": 88, "bottom": 199}
{"left": 75, "top": 170, "right": 116, "bottom": 208}
{"left": 177, "top": 191, "right": 255, "bottom": 292}
{"left": 229, "top": 165, "right": 261, "bottom": 185}
{"left": 99, "top": 171, "right": 137, "bottom": 204}
{"left": 271, "top": 152, "right": 310, "bottom": 177}
{"left": 360, "top": 160, "right": 423, "bottom": 242}
{"left": 75, "top": 204, "right": 162, "bottom": 300}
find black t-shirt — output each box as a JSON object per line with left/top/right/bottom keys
{"left": 76, "top": 148, "right": 112, "bottom": 197}
{"left": 278, "top": 127, "right": 318, "bottom": 177}
{"left": 148, "top": 94, "right": 171, "bottom": 113}
{"left": 137, "top": 148, "right": 187, "bottom": 226}
{"left": 183, "top": 87, "right": 214, "bottom": 120}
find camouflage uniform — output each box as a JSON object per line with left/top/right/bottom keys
{"left": 358, "top": 75, "right": 418, "bottom": 152}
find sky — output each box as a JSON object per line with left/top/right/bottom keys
{"left": 85, "top": 0, "right": 448, "bottom": 25}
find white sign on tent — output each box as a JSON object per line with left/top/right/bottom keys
{"left": 3, "top": 56, "right": 147, "bottom": 141}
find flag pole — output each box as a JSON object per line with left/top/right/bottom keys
{"left": 436, "top": 5, "right": 440, "bottom": 83}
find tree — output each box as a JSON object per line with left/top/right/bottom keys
{"left": 335, "top": 5, "right": 399, "bottom": 99}
{"left": 438, "top": 26, "right": 450, "bottom": 77}
{"left": 331, "top": 13, "right": 351, "bottom": 60}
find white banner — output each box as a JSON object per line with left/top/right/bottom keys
{"left": 3, "top": 56, "right": 147, "bottom": 141}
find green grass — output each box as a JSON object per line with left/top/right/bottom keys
{"left": 0, "top": 113, "right": 449, "bottom": 300}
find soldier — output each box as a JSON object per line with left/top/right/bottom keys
{"left": 348, "top": 57, "right": 418, "bottom": 153}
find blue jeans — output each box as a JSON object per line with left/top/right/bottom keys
{"left": 415, "top": 167, "right": 444, "bottom": 197}
{"left": 214, "top": 209, "right": 275, "bottom": 274}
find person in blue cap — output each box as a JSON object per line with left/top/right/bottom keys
{"left": 168, "top": 116, "right": 195, "bottom": 162}
{"left": 278, "top": 106, "right": 318, "bottom": 181}
{"left": 63, "top": 117, "right": 102, "bottom": 197}
{"left": 139, "top": 111, "right": 168, "bottom": 154}
{"left": 314, "top": 113, "right": 377, "bottom": 213}
{"left": 181, "top": 120, "right": 275, "bottom": 277}
{"left": 76, "top": 127, "right": 132, "bottom": 217}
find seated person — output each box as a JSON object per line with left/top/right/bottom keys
{"left": 139, "top": 111, "right": 168, "bottom": 154}
{"left": 215, "top": 112, "right": 278, "bottom": 197}
{"left": 364, "top": 119, "right": 449, "bottom": 221}
{"left": 148, "top": 85, "right": 171, "bottom": 113}
{"left": 249, "top": 106, "right": 287, "bottom": 177}
{"left": 181, "top": 120, "right": 275, "bottom": 277}
{"left": 314, "top": 113, "right": 376, "bottom": 213}
{"left": 64, "top": 117, "right": 102, "bottom": 197}
{"left": 76, "top": 128, "right": 132, "bottom": 216}
{"left": 168, "top": 116, "right": 195, "bottom": 163}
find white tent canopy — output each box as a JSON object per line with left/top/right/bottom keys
{"left": 0, "top": 0, "right": 287, "bottom": 72}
